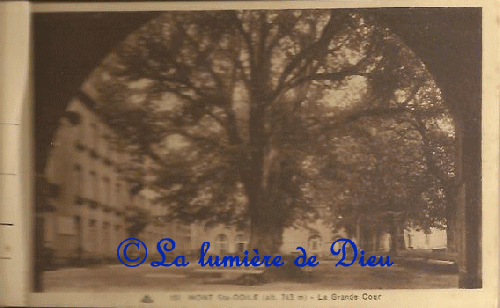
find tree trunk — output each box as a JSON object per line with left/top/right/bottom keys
{"left": 249, "top": 215, "right": 284, "bottom": 255}
{"left": 248, "top": 146, "right": 287, "bottom": 255}
{"left": 244, "top": 18, "right": 296, "bottom": 268}
{"left": 455, "top": 110, "right": 482, "bottom": 288}
{"left": 34, "top": 215, "right": 45, "bottom": 292}
{"left": 389, "top": 229, "right": 397, "bottom": 256}
{"left": 355, "top": 216, "right": 361, "bottom": 248}
{"left": 445, "top": 189, "right": 458, "bottom": 252}
{"left": 388, "top": 215, "right": 399, "bottom": 256}
{"left": 375, "top": 228, "right": 381, "bottom": 251}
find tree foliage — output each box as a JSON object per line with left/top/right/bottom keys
{"left": 86, "top": 9, "right": 455, "bottom": 253}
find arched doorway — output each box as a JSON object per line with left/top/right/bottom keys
{"left": 34, "top": 8, "right": 480, "bottom": 290}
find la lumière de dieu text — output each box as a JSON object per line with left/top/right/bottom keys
{"left": 117, "top": 238, "right": 394, "bottom": 268}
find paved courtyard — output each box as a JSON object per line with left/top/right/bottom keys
{"left": 41, "top": 260, "right": 458, "bottom": 292}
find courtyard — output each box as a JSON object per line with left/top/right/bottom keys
{"left": 41, "top": 259, "right": 458, "bottom": 292}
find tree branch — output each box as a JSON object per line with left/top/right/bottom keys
{"left": 411, "top": 114, "right": 453, "bottom": 186}
{"left": 275, "top": 11, "right": 336, "bottom": 88}
{"left": 309, "top": 80, "right": 425, "bottom": 132}
{"left": 281, "top": 31, "right": 383, "bottom": 94}
{"left": 291, "top": 69, "right": 370, "bottom": 88}
{"left": 229, "top": 50, "right": 250, "bottom": 86}
{"left": 228, "top": 11, "right": 255, "bottom": 78}
{"left": 177, "top": 24, "right": 231, "bottom": 94}
{"left": 272, "top": 11, "right": 353, "bottom": 99}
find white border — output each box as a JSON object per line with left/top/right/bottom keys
{"left": 0, "top": 1, "right": 31, "bottom": 306}
{"left": 20, "top": 1, "right": 500, "bottom": 307}
{"left": 32, "top": 1, "right": 487, "bottom": 11}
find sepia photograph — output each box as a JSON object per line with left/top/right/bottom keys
{"left": 31, "top": 5, "right": 484, "bottom": 299}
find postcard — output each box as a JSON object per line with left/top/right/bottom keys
{"left": 7, "top": 1, "right": 498, "bottom": 307}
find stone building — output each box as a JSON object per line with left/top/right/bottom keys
{"left": 190, "top": 223, "right": 250, "bottom": 256}
{"left": 189, "top": 220, "right": 338, "bottom": 258}
{"left": 404, "top": 227, "right": 447, "bottom": 250}
{"left": 41, "top": 91, "right": 180, "bottom": 264}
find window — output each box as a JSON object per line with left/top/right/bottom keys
{"left": 78, "top": 119, "right": 84, "bottom": 142}
{"left": 103, "top": 221, "right": 110, "bottom": 253}
{"left": 89, "top": 219, "right": 97, "bottom": 253}
{"left": 74, "top": 216, "right": 82, "bottom": 254}
{"left": 116, "top": 183, "right": 121, "bottom": 206}
{"left": 43, "top": 217, "right": 53, "bottom": 243}
{"left": 74, "top": 164, "right": 83, "bottom": 198}
{"left": 308, "top": 235, "right": 322, "bottom": 252}
{"left": 75, "top": 115, "right": 84, "bottom": 150}
{"left": 115, "top": 225, "right": 121, "bottom": 245}
{"left": 103, "top": 177, "right": 110, "bottom": 205}
{"left": 102, "top": 134, "right": 109, "bottom": 158}
{"left": 90, "top": 171, "right": 98, "bottom": 202}
{"left": 108, "top": 136, "right": 114, "bottom": 160}
{"left": 236, "top": 233, "right": 246, "bottom": 254}
{"left": 91, "top": 123, "right": 98, "bottom": 150}
{"left": 74, "top": 215, "right": 81, "bottom": 230}
{"left": 216, "top": 234, "right": 228, "bottom": 255}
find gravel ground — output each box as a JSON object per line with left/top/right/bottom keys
{"left": 41, "top": 259, "right": 458, "bottom": 292}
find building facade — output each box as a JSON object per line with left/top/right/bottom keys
{"left": 42, "top": 91, "right": 179, "bottom": 264}
{"left": 404, "top": 227, "right": 447, "bottom": 250}
{"left": 189, "top": 220, "right": 340, "bottom": 258}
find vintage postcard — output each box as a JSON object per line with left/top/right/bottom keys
{"left": 20, "top": 1, "right": 499, "bottom": 307}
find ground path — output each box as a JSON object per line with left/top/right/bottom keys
{"left": 42, "top": 260, "right": 457, "bottom": 292}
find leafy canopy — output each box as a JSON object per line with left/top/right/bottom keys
{"left": 86, "top": 10, "right": 454, "bottom": 231}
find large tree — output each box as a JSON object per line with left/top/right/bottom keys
{"left": 88, "top": 10, "right": 454, "bottom": 255}
{"left": 323, "top": 86, "right": 454, "bottom": 253}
